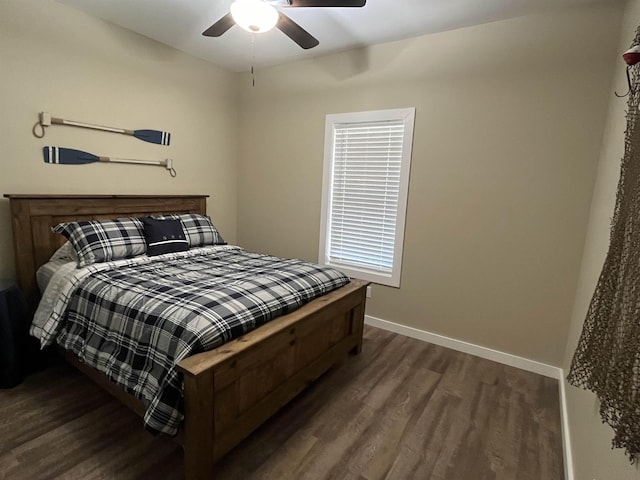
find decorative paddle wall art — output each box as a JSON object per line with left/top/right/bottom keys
{"left": 33, "top": 112, "right": 171, "bottom": 145}
{"left": 43, "top": 147, "right": 177, "bottom": 177}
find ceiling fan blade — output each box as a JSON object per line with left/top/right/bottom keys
{"left": 286, "top": 0, "right": 366, "bottom": 7}
{"left": 202, "top": 12, "right": 235, "bottom": 37}
{"left": 276, "top": 12, "right": 319, "bottom": 49}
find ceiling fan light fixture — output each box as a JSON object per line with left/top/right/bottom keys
{"left": 230, "top": 0, "right": 279, "bottom": 34}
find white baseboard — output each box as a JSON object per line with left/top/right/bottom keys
{"left": 364, "top": 315, "right": 562, "bottom": 379}
{"left": 363, "top": 315, "right": 573, "bottom": 478}
{"left": 558, "top": 373, "right": 575, "bottom": 480}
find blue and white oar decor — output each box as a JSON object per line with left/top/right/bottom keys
{"left": 33, "top": 112, "right": 171, "bottom": 146}
{"left": 44, "top": 147, "right": 177, "bottom": 177}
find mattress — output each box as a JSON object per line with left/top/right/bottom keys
{"left": 33, "top": 245, "right": 349, "bottom": 435}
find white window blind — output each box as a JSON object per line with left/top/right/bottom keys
{"left": 320, "top": 108, "right": 415, "bottom": 287}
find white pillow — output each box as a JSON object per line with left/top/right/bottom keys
{"left": 50, "top": 241, "right": 77, "bottom": 261}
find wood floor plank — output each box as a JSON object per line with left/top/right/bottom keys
{"left": 0, "top": 450, "right": 21, "bottom": 480}
{"left": 0, "top": 326, "right": 564, "bottom": 480}
{"left": 327, "top": 367, "right": 442, "bottom": 479}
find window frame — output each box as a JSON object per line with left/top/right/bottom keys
{"left": 319, "top": 107, "right": 415, "bottom": 288}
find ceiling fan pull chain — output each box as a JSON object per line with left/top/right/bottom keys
{"left": 251, "top": 34, "right": 256, "bottom": 87}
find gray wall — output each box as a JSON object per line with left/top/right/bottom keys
{"left": 236, "top": 2, "right": 622, "bottom": 366}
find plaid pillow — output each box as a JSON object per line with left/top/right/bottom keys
{"left": 53, "top": 217, "right": 146, "bottom": 267}
{"left": 157, "top": 214, "right": 225, "bottom": 247}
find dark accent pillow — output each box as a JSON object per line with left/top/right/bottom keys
{"left": 142, "top": 217, "right": 189, "bottom": 256}
{"left": 53, "top": 217, "right": 146, "bottom": 267}
{"left": 154, "top": 213, "right": 226, "bottom": 247}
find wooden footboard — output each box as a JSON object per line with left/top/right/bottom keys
{"left": 177, "top": 278, "right": 367, "bottom": 480}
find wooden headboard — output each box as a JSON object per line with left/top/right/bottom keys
{"left": 3, "top": 194, "right": 208, "bottom": 304}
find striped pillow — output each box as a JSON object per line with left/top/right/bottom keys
{"left": 53, "top": 217, "right": 146, "bottom": 267}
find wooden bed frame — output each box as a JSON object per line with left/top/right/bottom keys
{"left": 4, "top": 194, "right": 368, "bottom": 480}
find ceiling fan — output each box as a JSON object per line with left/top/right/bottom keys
{"left": 202, "top": 0, "right": 367, "bottom": 50}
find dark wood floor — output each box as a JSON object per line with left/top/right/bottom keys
{"left": 0, "top": 326, "right": 564, "bottom": 480}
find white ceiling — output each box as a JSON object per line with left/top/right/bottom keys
{"left": 59, "top": 0, "right": 608, "bottom": 72}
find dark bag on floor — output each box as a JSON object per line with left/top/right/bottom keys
{"left": 0, "top": 284, "right": 36, "bottom": 388}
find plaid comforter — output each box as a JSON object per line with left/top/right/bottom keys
{"left": 33, "top": 245, "right": 349, "bottom": 435}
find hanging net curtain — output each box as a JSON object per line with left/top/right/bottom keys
{"left": 568, "top": 27, "right": 640, "bottom": 463}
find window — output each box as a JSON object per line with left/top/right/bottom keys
{"left": 319, "top": 108, "right": 415, "bottom": 287}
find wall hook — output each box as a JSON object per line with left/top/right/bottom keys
{"left": 615, "top": 46, "right": 640, "bottom": 98}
